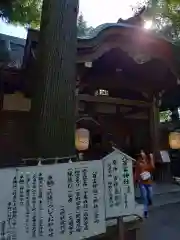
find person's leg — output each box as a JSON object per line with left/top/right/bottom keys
{"left": 147, "top": 185, "right": 153, "bottom": 206}
{"left": 139, "top": 184, "right": 148, "bottom": 218}
{"left": 138, "top": 183, "right": 143, "bottom": 203}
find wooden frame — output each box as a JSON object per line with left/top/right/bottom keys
{"left": 78, "top": 94, "right": 151, "bottom": 108}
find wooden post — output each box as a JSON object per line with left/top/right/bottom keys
{"left": 31, "top": 0, "right": 79, "bottom": 158}
{"left": 171, "top": 107, "right": 179, "bottom": 121}
{"left": 150, "top": 95, "right": 160, "bottom": 160}
{"left": 0, "top": 76, "right": 3, "bottom": 111}
{"left": 117, "top": 217, "right": 125, "bottom": 240}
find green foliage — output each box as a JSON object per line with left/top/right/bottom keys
{"left": 77, "top": 13, "right": 94, "bottom": 37}
{"left": 153, "top": 1, "right": 180, "bottom": 40}
{"left": 160, "top": 110, "right": 172, "bottom": 122}
{"left": 0, "top": 0, "right": 42, "bottom": 28}
{"left": 0, "top": 2, "right": 93, "bottom": 36}
{"left": 132, "top": 0, "right": 180, "bottom": 41}
{"left": 77, "top": 14, "right": 87, "bottom": 37}
{"left": 137, "top": 0, "right": 180, "bottom": 41}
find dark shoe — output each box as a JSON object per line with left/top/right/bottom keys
{"left": 148, "top": 199, "right": 153, "bottom": 206}
{"left": 144, "top": 211, "right": 148, "bottom": 218}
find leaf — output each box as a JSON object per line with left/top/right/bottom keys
{"left": 77, "top": 13, "right": 94, "bottom": 37}
{"left": 0, "top": 0, "right": 42, "bottom": 27}
{"left": 135, "top": 0, "right": 180, "bottom": 41}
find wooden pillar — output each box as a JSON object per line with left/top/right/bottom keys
{"left": 31, "top": 0, "right": 78, "bottom": 158}
{"left": 0, "top": 68, "right": 5, "bottom": 111}
{"left": 0, "top": 83, "right": 3, "bottom": 111}
{"left": 171, "top": 107, "right": 179, "bottom": 121}
{"left": 150, "top": 95, "right": 160, "bottom": 160}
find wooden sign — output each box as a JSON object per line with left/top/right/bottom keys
{"left": 103, "top": 149, "right": 135, "bottom": 218}
{"left": 0, "top": 161, "right": 106, "bottom": 240}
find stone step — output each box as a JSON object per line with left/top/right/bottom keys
{"left": 152, "top": 187, "right": 180, "bottom": 208}
{"left": 173, "top": 176, "right": 180, "bottom": 185}
{"left": 135, "top": 183, "right": 180, "bottom": 209}
{"left": 107, "top": 184, "right": 180, "bottom": 227}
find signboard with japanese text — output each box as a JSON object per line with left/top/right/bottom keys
{"left": 103, "top": 149, "right": 135, "bottom": 218}
{"left": 0, "top": 161, "right": 106, "bottom": 240}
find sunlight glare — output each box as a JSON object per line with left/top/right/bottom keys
{"left": 144, "top": 20, "right": 152, "bottom": 29}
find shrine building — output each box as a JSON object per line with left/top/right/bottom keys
{"left": 1, "top": 20, "right": 180, "bottom": 180}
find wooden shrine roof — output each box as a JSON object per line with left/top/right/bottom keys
{"left": 24, "top": 23, "right": 178, "bottom": 80}
{"left": 78, "top": 47, "right": 176, "bottom": 92}
{"left": 77, "top": 23, "right": 174, "bottom": 65}
{"left": 2, "top": 21, "right": 180, "bottom": 110}
{"left": 25, "top": 24, "right": 176, "bottom": 69}
{"left": 0, "top": 33, "right": 26, "bottom": 69}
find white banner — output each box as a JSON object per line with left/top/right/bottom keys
{"left": 0, "top": 161, "right": 106, "bottom": 240}
{"left": 103, "top": 150, "right": 135, "bottom": 218}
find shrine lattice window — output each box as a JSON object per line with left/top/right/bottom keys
{"left": 159, "top": 110, "right": 172, "bottom": 123}
{"left": 94, "top": 89, "right": 109, "bottom": 96}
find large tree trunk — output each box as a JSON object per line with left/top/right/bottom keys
{"left": 31, "top": 0, "right": 78, "bottom": 158}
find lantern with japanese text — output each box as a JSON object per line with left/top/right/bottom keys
{"left": 75, "top": 128, "right": 90, "bottom": 151}
{"left": 169, "top": 131, "right": 180, "bottom": 149}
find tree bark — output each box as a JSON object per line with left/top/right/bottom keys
{"left": 31, "top": 0, "right": 78, "bottom": 158}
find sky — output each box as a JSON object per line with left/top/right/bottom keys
{"left": 0, "top": 0, "right": 138, "bottom": 39}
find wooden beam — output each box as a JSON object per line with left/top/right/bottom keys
{"left": 125, "top": 114, "right": 148, "bottom": 120}
{"left": 150, "top": 95, "right": 160, "bottom": 160}
{"left": 78, "top": 94, "right": 151, "bottom": 107}
{"left": 82, "top": 74, "right": 174, "bottom": 92}
{"left": 84, "top": 75, "right": 152, "bottom": 92}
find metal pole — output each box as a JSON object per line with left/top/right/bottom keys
{"left": 117, "top": 217, "right": 125, "bottom": 240}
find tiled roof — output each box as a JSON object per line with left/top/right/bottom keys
{"left": 0, "top": 33, "right": 26, "bottom": 69}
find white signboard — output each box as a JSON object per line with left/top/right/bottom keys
{"left": 103, "top": 150, "right": 135, "bottom": 218}
{"left": 0, "top": 161, "right": 106, "bottom": 240}
{"left": 160, "top": 150, "right": 171, "bottom": 163}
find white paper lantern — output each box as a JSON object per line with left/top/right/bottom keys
{"left": 75, "top": 128, "right": 90, "bottom": 151}
{"left": 169, "top": 132, "right": 180, "bottom": 149}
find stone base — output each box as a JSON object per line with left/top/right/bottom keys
{"left": 91, "top": 217, "right": 144, "bottom": 240}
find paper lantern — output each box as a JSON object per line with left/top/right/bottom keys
{"left": 169, "top": 132, "right": 180, "bottom": 149}
{"left": 75, "top": 128, "right": 90, "bottom": 151}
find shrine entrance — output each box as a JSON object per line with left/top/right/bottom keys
{"left": 22, "top": 23, "right": 178, "bottom": 180}
{"left": 77, "top": 45, "right": 176, "bottom": 163}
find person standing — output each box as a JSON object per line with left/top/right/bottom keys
{"left": 135, "top": 150, "right": 155, "bottom": 218}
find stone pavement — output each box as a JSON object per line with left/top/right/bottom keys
{"left": 135, "top": 183, "right": 180, "bottom": 208}
{"left": 98, "top": 203, "right": 180, "bottom": 240}
{"left": 144, "top": 203, "right": 180, "bottom": 240}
